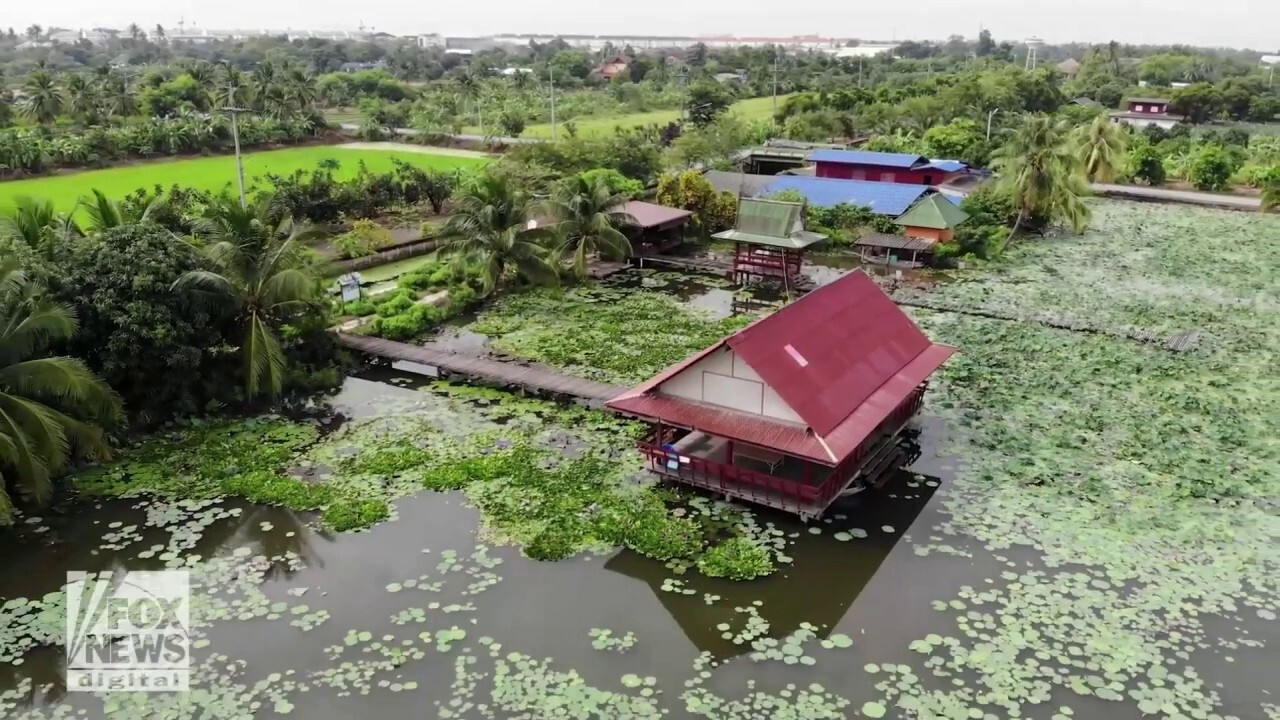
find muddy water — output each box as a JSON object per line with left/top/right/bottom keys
{"left": 0, "top": 371, "right": 951, "bottom": 716}
{"left": 0, "top": 372, "right": 1270, "bottom": 718}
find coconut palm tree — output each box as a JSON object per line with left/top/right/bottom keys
{"left": 21, "top": 70, "right": 65, "bottom": 125}
{"left": 989, "top": 114, "right": 1091, "bottom": 249}
{"left": 545, "top": 176, "right": 635, "bottom": 278}
{"left": 77, "top": 189, "right": 160, "bottom": 233}
{"left": 126, "top": 23, "right": 144, "bottom": 45}
{"left": 172, "top": 194, "right": 323, "bottom": 399}
{"left": 437, "top": 175, "right": 558, "bottom": 295}
{"left": 63, "top": 74, "right": 100, "bottom": 123}
{"left": 1074, "top": 114, "right": 1128, "bottom": 183}
{"left": 153, "top": 24, "right": 166, "bottom": 42}
{"left": 0, "top": 198, "right": 82, "bottom": 258}
{"left": 0, "top": 261, "right": 123, "bottom": 519}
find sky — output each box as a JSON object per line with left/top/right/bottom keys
{"left": 8, "top": 0, "right": 1279, "bottom": 51}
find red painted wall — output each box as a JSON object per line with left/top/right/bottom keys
{"left": 814, "top": 162, "right": 962, "bottom": 185}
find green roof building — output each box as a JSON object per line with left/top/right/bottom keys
{"left": 894, "top": 194, "right": 969, "bottom": 243}
{"left": 712, "top": 198, "right": 827, "bottom": 285}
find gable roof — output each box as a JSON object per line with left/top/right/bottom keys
{"left": 607, "top": 271, "right": 956, "bottom": 464}
{"left": 806, "top": 149, "right": 929, "bottom": 169}
{"left": 711, "top": 198, "right": 827, "bottom": 249}
{"left": 921, "top": 159, "right": 969, "bottom": 173}
{"left": 763, "top": 176, "right": 932, "bottom": 215}
{"left": 1126, "top": 97, "right": 1171, "bottom": 104}
{"left": 895, "top": 194, "right": 970, "bottom": 230}
{"left": 618, "top": 201, "right": 692, "bottom": 230}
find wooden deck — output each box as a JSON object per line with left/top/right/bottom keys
{"left": 335, "top": 333, "right": 624, "bottom": 403}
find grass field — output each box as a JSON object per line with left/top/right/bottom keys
{"left": 465, "top": 95, "right": 790, "bottom": 139}
{"left": 0, "top": 145, "right": 489, "bottom": 213}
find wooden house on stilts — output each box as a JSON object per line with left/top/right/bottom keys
{"left": 606, "top": 270, "right": 955, "bottom": 520}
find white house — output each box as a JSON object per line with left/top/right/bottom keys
{"left": 1109, "top": 97, "right": 1183, "bottom": 130}
{"left": 417, "top": 33, "right": 446, "bottom": 49}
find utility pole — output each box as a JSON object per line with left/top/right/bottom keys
{"left": 225, "top": 105, "right": 248, "bottom": 208}
{"left": 772, "top": 46, "right": 780, "bottom": 120}
{"left": 549, "top": 64, "right": 557, "bottom": 141}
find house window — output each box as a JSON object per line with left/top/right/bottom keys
{"left": 1135, "top": 104, "right": 1145, "bottom": 112}
{"left": 922, "top": 175, "right": 934, "bottom": 186}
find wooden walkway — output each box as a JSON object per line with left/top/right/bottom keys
{"left": 334, "top": 333, "right": 624, "bottom": 402}
{"left": 634, "top": 254, "right": 732, "bottom": 275}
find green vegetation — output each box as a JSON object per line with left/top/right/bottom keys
{"left": 0, "top": 146, "right": 487, "bottom": 214}
{"left": 470, "top": 283, "right": 754, "bottom": 384}
{"left": 488, "top": 95, "right": 787, "bottom": 139}
{"left": 697, "top": 537, "right": 775, "bottom": 580}
{"left": 0, "top": 262, "right": 122, "bottom": 518}
{"left": 871, "top": 200, "right": 1279, "bottom": 716}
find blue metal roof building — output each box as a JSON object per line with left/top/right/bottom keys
{"left": 806, "top": 150, "right": 929, "bottom": 168}
{"left": 762, "top": 176, "right": 936, "bottom": 215}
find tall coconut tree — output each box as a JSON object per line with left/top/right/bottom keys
{"left": 63, "top": 74, "right": 100, "bottom": 123}
{"left": 172, "top": 194, "right": 323, "bottom": 399}
{"left": 437, "top": 175, "right": 558, "bottom": 295}
{"left": 0, "top": 262, "right": 123, "bottom": 520}
{"left": 1074, "top": 114, "right": 1128, "bottom": 183}
{"left": 21, "top": 70, "right": 64, "bottom": 125}
{"left": 544, "top": 175, "right": 635, "bottom": 278}
{"left": 990, "top": 114, "right": 1091, "bottom": 249}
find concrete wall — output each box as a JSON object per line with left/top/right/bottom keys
{"left": 658, "top": 347, "right": 804, "bottom": 424}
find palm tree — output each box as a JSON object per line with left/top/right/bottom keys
{"left": 24, "top": 25, "right": 42, "bottom": 42}
{"left": 63, "top": 74, "right": 100, "bottom": 123}
{"left": 437, "top": 175, "right": 558, "bottom": 295}
{"left": 989, "top": 114, "right": 1091, "bottom": 249}
{"left": 0, "top": 261, "right": 123, "bottom": 519}
{"left": 545, "top": 176, "right": 635, "bottom": 278}
{"left": 0, "top": 198, "right": 82, "bottom": 258}
{"left": 172, "top": 194, "right": 323, "bottom": 399}
{"left": 1074, "top": 114, "right": 1128, "bottom": 183}
{"left": 217, "top": 64, "right": 254, "bottom": 109}
{"left": 153, "top": 24, "right": 166, "bottom": 42}
{"left": 77, "top": 189, "right": 160, "bottom": 233}
{"left": 126, "top": 23, "right": 144, "bottom": 45}
{"left": 21, "top": 70, "right": 65, "bottom": 125}
{"left": 454, "top": 73, "right": 480, "bottom": 129}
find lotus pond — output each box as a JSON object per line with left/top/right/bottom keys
{"left": 1, "top": 199, "right": 1277, "bottom": 720}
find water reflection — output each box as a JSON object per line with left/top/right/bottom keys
{"left": 606, "top": 443, "right": 941, "bottom": 659}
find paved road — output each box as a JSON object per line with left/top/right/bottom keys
{"left": 1092, "top": 184, "right": 1261, "bottom": 211}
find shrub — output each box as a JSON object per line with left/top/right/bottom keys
{"left": 1129, "top": 144, "right": 1167, "bottom": 186}
{"left": 1189, "top": 146, "right": 1235, "bottom": 191}
{"left": 322, "top": 498, "right": 391, "bottom": 531}
{"left": 579, "top": 168, "right": 644, "bottom": 198}
{"left": 696, "top": 536, "right": 774, "bottom": 580}
{"left": 334, "top": 219, "right": 396, "bottom": 259}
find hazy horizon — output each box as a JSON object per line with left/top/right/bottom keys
{"left": 6, "top": 1, "right": 1278, "bottom": 52}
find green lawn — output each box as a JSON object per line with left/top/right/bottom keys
{"left": 467, "top": 95, "right": 791, "bottom": 139}
{"left": 0, "top": 145, "right": 488, "bottom": 213}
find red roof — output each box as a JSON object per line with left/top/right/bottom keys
{"left": 607, "top": 271, "right": 955, "bottom": 465}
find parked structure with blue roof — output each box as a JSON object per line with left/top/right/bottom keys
{"left": 763, "top": 176, "right": 936, "bottom": 216}
{"left": 809, "top": 149, "right": 971, "bottom": 186}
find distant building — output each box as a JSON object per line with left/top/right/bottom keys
{"left": 595, "top": 53, "right": 631, "bottom": 80}
{"left": 1056, "top": 58, "right": 1081, "bottom": 78}
{"left": 836, "top": 44, "right": 897, "bottom": 59}
{"left": 49, "top": 29, "right": 110, "bottom": 45}
{"left": 808, "top": 150, "right": 969, "bottom": 186}
{"left": 714, "top": 72, "right": 746, "bottom": 84}
{"left": 1110, "top": 97, "right": 1182, "bottom": 130}
{"left": 893, "top": 194, "right": 970, "bottom": 244}
{"left": 417, "top": 33, "right": 445, "bottom": 49}
{"left": 339, "top": 61, "right": 387, "bottom": 72}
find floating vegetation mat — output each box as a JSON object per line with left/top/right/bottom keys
{"left": 468, "top": 281, "right": 755, "bottom": 385}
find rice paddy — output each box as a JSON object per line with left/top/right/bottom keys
{"left": 0, "top": 145, "right": 489, "bottom": 213}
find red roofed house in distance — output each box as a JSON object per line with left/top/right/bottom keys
{"left": 606, "top": 270, "right": 955, "bottom": 520}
